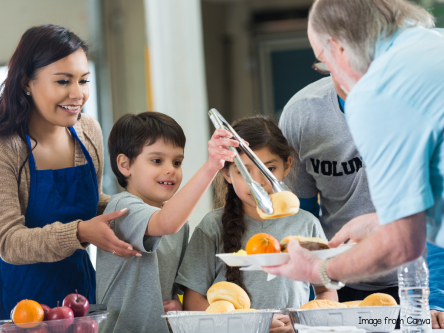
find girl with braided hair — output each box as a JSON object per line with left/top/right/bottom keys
{"left": 175, "top": 116, "right": 337, "bottom": 332}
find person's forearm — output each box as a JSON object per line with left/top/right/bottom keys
{"left": 1, "top": 220, "right": 83, "bottom": 264}
{"left": 148, "top": 161, "right": 219, "bottom": 236}
{"left": 314, "top": 286, "right": 338, "bottom": 301}
{"left": 183, "top": 288, "right": 210, "bottom": 311}
{"left": 321, "top": 213, "right": 426, "bottom": 284}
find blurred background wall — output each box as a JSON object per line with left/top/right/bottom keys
{"left": 0, "top": 0, "right": 443, "bottom": 261}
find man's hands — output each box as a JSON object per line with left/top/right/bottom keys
{"left": 77, "top": 208, "right": 141, "bottom": 257}
{"left": 263, "top": 213, "right": 380, "bottom": 283}
{"left": 270, "top": 314, "right": 294, "bottom": 332}
{"left": 206, "top": 129, "right": 239, "bottom": 172}
{"left": 262, "top": 239, "right": 322, "bottom": 284}
{"left": 431, "top": 310, "right": 444, "bottom": 329}
{"left": 329, "top": 213, "right": 379, "bottom": 248}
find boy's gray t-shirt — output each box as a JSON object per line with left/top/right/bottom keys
{"left": 278, "top": 77, "right": 397, "bottom": 291}
{"left": 175, "top": 208, "right": 326, "bottom": 310}
{"left": 157, "top": 223, "right": 189, "bottom": 301}
{"left": 96, "top": 191, "right": 188, "bottom": 333}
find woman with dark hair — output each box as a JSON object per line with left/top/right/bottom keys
{"left": 0, "top": 24, "right": 139, "bottom": 319}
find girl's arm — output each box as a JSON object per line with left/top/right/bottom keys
{"left": 183, "top": 288, "right": 210, "bottom": 311}
{"left": 146, "top": 129, "right": 237, "bottom": 236}
{"left": 313, "top": 286, "right": 338, "bottom": 301}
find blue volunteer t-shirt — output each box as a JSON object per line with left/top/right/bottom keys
{"left": 346, "top": 26, "right": 444, "bottom": 247}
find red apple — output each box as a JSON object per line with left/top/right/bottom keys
{"left": 62, "top": 290, "right": 89, "bottom": 317}
{"left": 26, "top": 323, "right": 49, "bottom": 333}
{"left": 47, "top": 302, "right": 74, "bottom": 333}
{"left": 40, "top": 304, "right": 51, "bottom": 321}
{"left": 72, "top": 317, "right": 98, "bottom": 333}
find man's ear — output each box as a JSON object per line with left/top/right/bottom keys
{"left": 221, "top": 168, "right": 232, "bottom": 184}
{"left": 330, "top": 37, "right": 345, "bottom": 54}
{"left": 117, "top": 154, "right": 131, "bottom": 177}
{"left": 330, "top": 36, "right": 352, "bottom": 71}
{"left": 283, "top": 156, "right": 293, "bottom": 178}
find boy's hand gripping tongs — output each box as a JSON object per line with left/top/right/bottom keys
{"left": 209, "top": 109, "right": 291, "bottom": 215}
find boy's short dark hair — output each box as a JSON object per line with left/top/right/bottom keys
{"left": 108, "top": 111, "right": 186, "bottom": 188}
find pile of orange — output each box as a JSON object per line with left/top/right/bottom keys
{"left": 246, "top": 233, "right": 280, "bottom": 254}
{"left": 11, "top": 299, "right": 44, "bottom": 328}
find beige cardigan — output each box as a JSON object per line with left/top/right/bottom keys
{"left": 0, "top": 114, "right": 110, "bottom": 264}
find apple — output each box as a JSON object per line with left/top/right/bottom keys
{"left": 47, "top": 302, "right": 74, "bottom": 333}
{"left": 40, "top": 304, "right": 51, "bottom": 321}
{"left": 72, "top": 317, "right": 98, "bottom": 333}
{"left": 26, "top": 323, "right": 49, "bottom": 333}
{"left": 62, "top": 290, "right": 89, "bottom": 317}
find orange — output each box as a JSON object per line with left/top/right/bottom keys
{"left": 246, "top": 233, "right": 280, "bottom": 255}
{"left": 11, "top": 300, "right": 44, "bottom": 328}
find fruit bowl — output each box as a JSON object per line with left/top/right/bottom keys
{"left": 0, "top": 311, "right": 108, "bottom": 333}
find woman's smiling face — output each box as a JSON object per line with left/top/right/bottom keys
{"left": 26, "top": 49, "right": 90, "bottom": 128}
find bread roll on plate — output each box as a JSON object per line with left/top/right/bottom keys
{"left": 205, "top": 301, "right": 235, "bottom": 314}
{"left": 207, "top": 281, "right": 251, "bottom": 310}
{"left": 280, "top": 235, "right": 329, "bottom": 252}
{"left": 256, "top": 191, "right": 299, "bottom": 219}
{"left": 300, "top": 300, "right": 347, "bottom": 310}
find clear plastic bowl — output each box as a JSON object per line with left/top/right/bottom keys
{"left": 0, "top": 311, "right": 108, "bottom": 333}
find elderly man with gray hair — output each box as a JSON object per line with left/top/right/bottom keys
{"left": 264, "top": 0, "right": 444, "bottom": 328}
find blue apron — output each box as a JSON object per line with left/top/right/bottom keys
{"left": 0, "top": 127, "right": 98, "bottom": 319}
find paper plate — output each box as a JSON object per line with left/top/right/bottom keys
{"left": 216, "top": 244, "right": 355, "bottom": 267}
{"left": 247, "top": 253, "right": 290, "bottom": 266}
{"left": 215, "top": 254, "right": 252, "bottom": 267}
{"left": 216, "top": 253, "right": 289, "bottom": 267}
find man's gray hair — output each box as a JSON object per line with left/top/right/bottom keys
{"left": 309, "top": 0, "right": 435, "bottom": 75}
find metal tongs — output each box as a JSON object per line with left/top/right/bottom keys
{"left": 209, "top": 109, "right": 291, "bottom": 215}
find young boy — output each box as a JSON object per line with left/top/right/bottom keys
{"left": 96, "top": 112, "right": 237, "bottom": 333}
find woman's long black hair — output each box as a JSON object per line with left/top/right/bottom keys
{"left": 0, "top": 24, "right": 88, "bottom": 186}
{"left": 213, "top": 116, "right": 294, "bottom": 290}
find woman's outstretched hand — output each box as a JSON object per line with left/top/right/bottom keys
{"left": 77, "top": 208, "right": 141, "bottom": 257}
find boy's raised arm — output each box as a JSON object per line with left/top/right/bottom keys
{"left": 146, "top": 129, "right": 238, "bottom": 236}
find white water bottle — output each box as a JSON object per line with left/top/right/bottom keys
{"left": 397, "top": 256, "right": 432, "bottom": 333}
